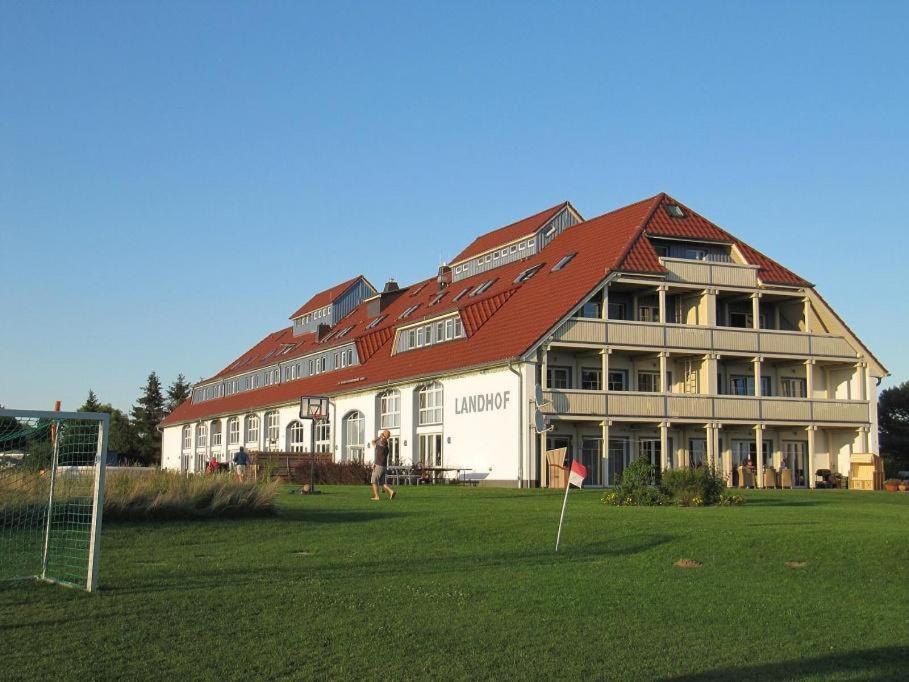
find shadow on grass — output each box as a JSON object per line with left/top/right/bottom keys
{"left": 740, "top": 497, "right": 828, "bottom": 507}
{"left": 102, "top": 533, "right": 674, "bottom": 595}
{"left": 277, "top": 508, "right": 414, "bottom": 524}
{"left": 666, "top": 645, "right": 909, "bottom": 681}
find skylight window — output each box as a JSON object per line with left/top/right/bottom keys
{"left": 335, "top": 326, "right": 353, "bottom": 338}
{"left": 410, "top": 283, "right": 426, "bottom": 297}
{"left": 666, "top": 204, "right": 685, "bottom": 218}
{"left": 429, "top": 291, "right": 447, "bottom": 306}
{"left": 551, "top": 253, "right": 577, "bottom": 272}
{"left": 544, "top": 225, "right": 556, "bottom": 237}
{"left": 399, "top": 304, "right": 421, "bottom": 319}
{"left": 365, "top": 315, "right": 386, "bottom": 330}
{"left": 452, "top": 287, "right": 470, "bottom": 302}
{"left": 514, "top": 264, "right": 543, "bottom": 284}
{"left": 470, "top": 279, "right": 496, "bottom": 296}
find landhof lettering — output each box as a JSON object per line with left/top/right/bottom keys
{"left": 454, "top": 390, "right": 511, "bottom": 415}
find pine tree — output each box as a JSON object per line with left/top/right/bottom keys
{"left": 80, "top": 389, "right": 102, "bottom": 412}
{"left": 166, "top": 373, "right": 192, "bottom": 414}
{"left": 131, "top": 371, "right": 166, "bottom": 466}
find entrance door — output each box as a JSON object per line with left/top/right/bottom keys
{"left": 783, "top": 441, "right": 807, "bottom": 487}
{"left": 580, "top": 437, "right": 603, "bottom": 486}
{"left": 388, "top": 436, "right": 401, "bottom": 466}
{"left": 419, "top": 433, "right": 443, "bottom": 467}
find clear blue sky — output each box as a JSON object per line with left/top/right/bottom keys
{"left": 2, "top": 1, "right": 907, "bottom": 413}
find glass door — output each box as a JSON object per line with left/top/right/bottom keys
{"left": 419, "top": 433, "right": 443, "bottom": 467}
{"left": 689, "top": 438, "right": 707, "bottom": 467}
{"left": 783, "top": 441, "right": 807, "bottom": 487}
{"left": 608, "top": 438, "right": 630, "bottom": 484}
{"left": 580, "top": 437, "right": 602, "bottom": 486}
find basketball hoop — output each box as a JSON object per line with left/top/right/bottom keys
{"left": 300, "top": 396, "right": 330, "bottom": 422}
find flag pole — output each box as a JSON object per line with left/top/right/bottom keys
{"left": 555, "top": 481, "right": 571, "bottom": 552}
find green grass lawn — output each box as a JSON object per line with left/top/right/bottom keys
{"left": 3, "top": 486, "right": 908, "bottom": 681}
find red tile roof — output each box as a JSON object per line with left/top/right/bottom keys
{"left": 288, "top": 275, "right": 370, "bottom": 320}
{"left": 450, "top": 202, "right": 569, "bottom": 264}
{"left": 162, "top": 193, "right": 816, "bottom": 427}
{"left": 616, "top": 193, "right": 809, "bottom": 286}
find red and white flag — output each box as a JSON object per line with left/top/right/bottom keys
{"left": 568, "top": 459, "right": 587, "bottom": 488}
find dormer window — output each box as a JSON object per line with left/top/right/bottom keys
{"left": 666, "top": 204, "right": 685, "bottom": 218}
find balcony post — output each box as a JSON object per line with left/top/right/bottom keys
{"left": 601, "top": 284, "right": 609, "bottom": 320}
{"left": 753, "top": 356, "right": 763, "bottom": 397}
{"left": 601, "top": 420, "right": 610, "bottom": 486}
{"left": 541, "top": 347, "right": 549, "bottom": 390}
{"left": 755, "top": 424, "right": 765, "bottom": 488}
{"left": 706, "top": 353, "right": 718, "bottom": 395}
{"left": 806, "top": 426, "right": 816, "bottom": 488}
{"left": 540, "top": 430, "right": 549, "bottom": 488}
{"left": 660, "top": 351, "right": 669, "bottom": 393}
{"left": 704, "top": 288, "right": 717, "bottom": 327}
{"left": 855, "top": 362, "right": 868, "bottom": 402}
{"left": 660, "top": 421, "right": 669, "bottom": 471}
{"left": 658, "top": 285, "right": 667, "bottom": 324}
{"left": 802, "top": 295, "right": 811, "bottom": 332}
{"left": 600, "top": 349, "right": 610, "bottom": 392}
{"left": 805, "top": 360, "right": 814, "bottom": 399}
{"left": 751, "top": 292, "right": 762, "bottom": 330}
{"left": 705, "top": 423, "right": 714, "bottom": 469}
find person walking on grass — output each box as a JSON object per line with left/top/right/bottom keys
{"left": 370, "top": 429, "right": 396, "bottom": 501}
{"left": 233, "top": 446, "right": 250, "bottom": 482}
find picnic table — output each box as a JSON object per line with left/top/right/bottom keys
{"left": 386, "top": 465, "right": 474, "bottom": 485}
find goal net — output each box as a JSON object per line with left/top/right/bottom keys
{"left": 0, "top": 409, "right": 108, "bottom": 591}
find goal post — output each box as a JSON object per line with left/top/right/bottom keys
{"left": 0, "top": 408, "right": 108, "bottom": 592}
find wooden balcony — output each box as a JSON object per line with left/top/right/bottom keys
{"left": 541, "top": 390, "right": 869, "bottom": 424}
{"left": 660, "top": 257, "right": 759, "bottom": 288}
{"left": 552, "top": 319, "right": 857, "bottom": 359}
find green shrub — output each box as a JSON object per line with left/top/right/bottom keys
{"left": 717, "top": 493, "right": 745, "bottom": 506}
{"left": 660, "top": 466, "right": 726, "bottom": 506}
{"left": 602, "top": 458, "right": 669, "bottom": 506}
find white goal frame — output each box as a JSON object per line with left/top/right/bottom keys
{"left": 0, "top": 408, "right": 108, "bottom": 592}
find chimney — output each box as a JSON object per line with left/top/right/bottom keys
{"left": 366, "top": 279, "right": 405, "bottom": 317}
{"left": 436, "top": 265, "right": 451, "bottom": 290}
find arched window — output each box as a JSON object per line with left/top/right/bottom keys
{"left": 379, "top": 389, "right": 401, "bottom": 429}
{"left": 210, "top": 420, "right": 222, "bottom": 447}
{"left": 343, "top": 411, "right": 365, "bottom": 462}
{"left": 227, "top": 417, "right": 240, "bottom": 445}
{"left": 287, "top": 421, "right": 306, "bottom": 452}
{"left": 264, "top": 410, "right": 280, "bottom": 450}
{"left": 417, "top": 382, "right": 443, "bottom": 426}
{"left": 182, "top": 425, "right": 191, "bottom": 451}
{"left": 245, "top": 414, "right": 260, "bottom": 444}
{"left": 315, "top": 421, "right": 331, "bottom": 453}
{"left": 196, "top": 422, "right": 208, "bottom": 448}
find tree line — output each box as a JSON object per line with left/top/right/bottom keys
{"left": 879, "top": 380, "right": 909, "bottom": 476}
{"left": 77, "top": 372, "right": 190, "bottom": 466}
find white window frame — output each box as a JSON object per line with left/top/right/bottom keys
{"left": 380, "top": 390, "right": 401, "bottom": 429}
{"left": 315, "top": 421, "right": 331, "bottom": 453}
{"left": 245, "top": 414, "right": 260, "bottom": 444}
{"left": 418, "top": 382, "right": 443, "bottom": 426}
{"left": 227, "top": 417, "right": 240, "bottom": 445}
{"left": 265, "top": 411, "right": 280, "bottom": 450}
{"left": 344, "top": 411, "right": 365, "bottom": 462}
{"left": 182, "top": 425, "right": 191, "bottom": 451}
{"left": 288, "top": 421, "right": 306, "bottom": 452}
{"left": 195, "top": 422, "right": 207, "bottom": 449}
{"left": 210, "top": 420, "right": 222, "bottom": 447}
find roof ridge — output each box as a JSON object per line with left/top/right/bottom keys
{"left": 611, "top": 193, "right": 665, "bottom": 271}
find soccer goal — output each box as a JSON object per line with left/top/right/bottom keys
{"left": 0, "top": 408, "right": 108, "bottom": 592}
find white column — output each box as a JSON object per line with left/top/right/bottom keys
{"left": 541, "top": 347, "right": 549, "bottom": 390}
{"left": 803, "top": 296, "right": 811, "bottom": 332}
{"left": 659, "top": 421, "right": 669, "bottom": 471}
{"left": 755, "top": 425, "right": 764, "bottom": 488}
{"left": 751, "top": 293, "right": 762, "bottom": 330}
{"left": 856, "top": 362, "right": 868, "bottom": 401}
{"left": 660, "top": 352, "right": 669, "bottom": 393}
{"left": 807, "top": 426, "right": 816, "bottom": 489}
{"left": 601, "top": 285, "right": 609, "bottom": 320}
{"left": 857, "top": 427, "right": 869, "bottom": 454}
{"left": 805, "top": 360, "right": 815, "bottom": 399}
{"left": 706, "top": 354, "right": 719, "bottom": 395}
{"left": 540, "top": 430, "right": 549, "bottom": 488}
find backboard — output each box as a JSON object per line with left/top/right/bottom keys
{"left": 300, "top": 396, "right": 330, "bottom": 421}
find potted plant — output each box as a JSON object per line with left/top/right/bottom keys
{"left": 884, "top": 479, "right": 901, "bottom": 493}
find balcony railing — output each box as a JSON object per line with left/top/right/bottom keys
{"left": 541, "top": 389, "right": 869, "bottom": 424}
{"left": 553, "top": 319, "right": 857, "bottom": 359}
{"left": 660, "top": 257, "right": 759, "bottom": 288}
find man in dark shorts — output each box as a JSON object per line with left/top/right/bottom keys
{"left": 370, "top": 429, "right": 396, "bottom": 500}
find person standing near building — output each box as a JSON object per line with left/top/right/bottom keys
{"left": 233, "top": 446, "right": 250, "bottom": 482}
{"left": 370, "top": 430, "right": 396, "bottom": 501}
